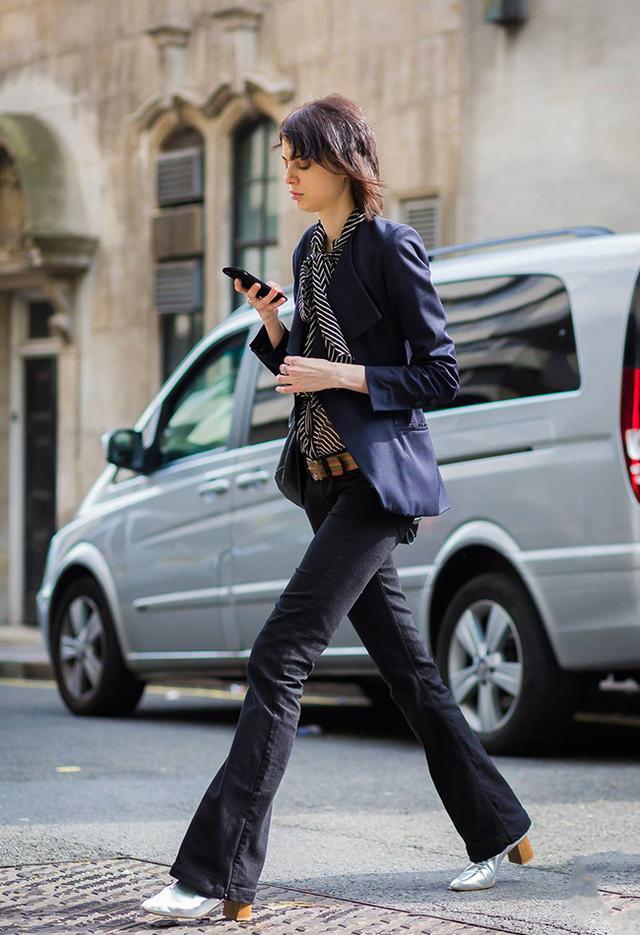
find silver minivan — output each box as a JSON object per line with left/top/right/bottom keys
{"left": 37, "top": 226, "right": 640, "bottom": 753}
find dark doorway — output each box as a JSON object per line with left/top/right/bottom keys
{"left": 23, "top": 356, "right": 57, "bottom": 625}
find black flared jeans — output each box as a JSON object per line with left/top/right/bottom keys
{"left": 169, "top": 468, "right": 531, "bottom": 904}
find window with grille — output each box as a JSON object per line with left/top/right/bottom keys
{"left": 154, "top": 127, "right": 205, "bottom": 382}
{"left": 400, "top": 196, "right": 440, "bottom": 252}
{"left": 230, "top": 118, "right": 280, "bottom": 312}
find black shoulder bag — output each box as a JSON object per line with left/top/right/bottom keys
{"left": 274, "top": 405, "right": 308, "bottom": 509}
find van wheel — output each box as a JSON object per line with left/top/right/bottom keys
{"left": 51, "top": 576, "right": 145, "bottom": 717}
{"left": 435, "top": 572, "right": 581, "bottom": 755}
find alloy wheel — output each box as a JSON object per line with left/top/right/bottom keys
{"left": 59, "top": 595, "right": 105, "bottom": 702}
{"left": 447, "top": 598, "right": 523, "bottom": 733}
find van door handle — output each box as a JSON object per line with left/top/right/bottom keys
{"left": 198, "top": 477, "right": 231, "bottom": 496}
{"left": 235, "top": 469, "right": 270, "bottom": 488}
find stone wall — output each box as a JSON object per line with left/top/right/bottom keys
{"left": 0, "top": 0, "right": 462, "bottom": 505}
{"left": 458, "top": 0, "right": 640, "bottom": 239}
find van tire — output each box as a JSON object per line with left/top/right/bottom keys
{"left": 435, "top": 571, "right": 581, "bottom": 755}
{"left": 51, "top": 575, "right": 145, "bottom": 717}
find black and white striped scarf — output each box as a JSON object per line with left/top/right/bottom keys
{"left": 296, "top": 207, "right": 366, "bottom": 458}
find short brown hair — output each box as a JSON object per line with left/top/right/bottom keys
{"left": 274, "top": 93, "right": 386, "bottom": 220}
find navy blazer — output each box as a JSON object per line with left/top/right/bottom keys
{"left": 248, "top": 215, "right": 459, "bottom": 517}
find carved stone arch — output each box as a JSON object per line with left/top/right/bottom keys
{"left": 214, "top": 90, "right": 283, "bottom": 138}
{"left": 145, "top": 103, "right": 210, "bottom": 158}
{"left": 202, "top": 72, "right": 295, "bottom": 120}
{"left": 0, "top": 113, "right": 96, "bottom": 273}
{"left": 160, "top": 123, "right": 203, "bottom": 152}
{"left": 0, "top": 113, "right": 97, "bottom": 343}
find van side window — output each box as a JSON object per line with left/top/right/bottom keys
{"left": 433, "top": 274, "right": 580, "bottom": 410}
{"left": 248, "top": 358, "right": 292, "bottom": 445}
{"left": 156, "top": 329, "right": 247, "bottom": 465}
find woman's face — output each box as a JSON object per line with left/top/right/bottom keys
{"left": 281, "top": 137, "right": 350, "bottom": 214}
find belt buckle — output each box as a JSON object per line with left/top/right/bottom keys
{"left": 307, "top": 460, "right": 324, "bottom": 481}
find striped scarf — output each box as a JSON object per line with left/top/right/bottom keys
{"left": 296, "top": 207, "right": 366, "bottom": 459}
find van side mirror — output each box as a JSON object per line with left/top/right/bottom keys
{"left": 102, "top": 428, "right": 147, "bottom": 472}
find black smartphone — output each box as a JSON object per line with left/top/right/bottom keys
{"left": 222, "top": 266, "right": 287, "bottom": 303}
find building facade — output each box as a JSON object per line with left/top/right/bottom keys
{"left": 0, "top": 0, "right": 638, "bottom": 624}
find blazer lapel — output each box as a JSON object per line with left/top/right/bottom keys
{"left": 287, "top": 222, "right": 382, "bottom": 357}
{"left": 327, "top": 230, "right": 382, "bottom": 343}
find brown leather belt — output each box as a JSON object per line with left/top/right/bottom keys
{"left": 305, "top": 450, "right": 359, "bottom": 480}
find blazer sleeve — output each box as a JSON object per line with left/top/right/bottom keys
{"left": 247, "top": 240, "right": 303, "bottom": 376}
{"left": 363, "top": 225, "right": 459, "bottom": 411}
{"left": 248, "top": 317, "right": 290, "bottom": 377}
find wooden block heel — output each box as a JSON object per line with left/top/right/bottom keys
{"left": 507, "top": 835, "right": 534, "bottom": 865}
{"left": 223, "top": 899, "right": 253, "bottom": 921}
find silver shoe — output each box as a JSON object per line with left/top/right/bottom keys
{"left": 449, "top": 827, "right": 534, "bottom": 892}
{"left": 141, "top": 880, "right": 222, "bottom": 919}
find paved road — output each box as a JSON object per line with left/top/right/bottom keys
{"left": 1, "top": 678, "right": 639, "bottom": 934}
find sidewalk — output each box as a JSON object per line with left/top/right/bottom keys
{"left": 0, "top": 624, "right": 52, "bottom": 679}
{"left": 0, "top": 856, "right": 567, "bottom": 935}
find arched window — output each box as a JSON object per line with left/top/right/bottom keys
{"left": 153, "top": 126, "right": 205, "bottom": 381}
{"left": 230, "top": 118, "right": 280, "bottom": 311}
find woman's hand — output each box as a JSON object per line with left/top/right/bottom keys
{"left": 275, "top": 356, "right": 340, "bottom": 393}
{"left": 233, "top": 277, "right": 286, "bottom": 323}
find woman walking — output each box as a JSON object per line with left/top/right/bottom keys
{"left": 142, "top": 94, "right": 533, "bottom": 923}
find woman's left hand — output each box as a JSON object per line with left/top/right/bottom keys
{"left": 275, "top": 356, "right": 339, "bottom": 393}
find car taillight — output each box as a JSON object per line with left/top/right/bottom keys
{"left": 621, "top": 368, "right": 640, "bottom": 500}
{"left": 620, "top": 273, "right": 640, "bottom": 502}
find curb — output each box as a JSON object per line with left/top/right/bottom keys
{"left": 0, "top": 626, "right": 52, "bottom": 680}
{"left": 0, "top": 656, "right": 53, "bottom": 680}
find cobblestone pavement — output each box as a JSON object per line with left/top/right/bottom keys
{"left": 0, "top": 857, "right": 585, "bottom": 935}
{"left": 2, "top": 857, "right": 639, "bottom": 935}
